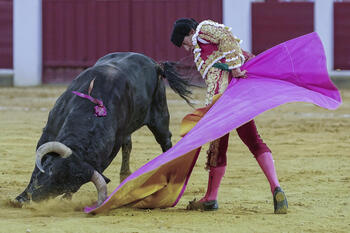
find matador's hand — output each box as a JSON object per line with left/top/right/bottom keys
{"left": 231, "top": 68, "right": 247, "bottom": 78}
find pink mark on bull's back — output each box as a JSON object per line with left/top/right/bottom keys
{"left": 72, "top": 91, "right": 107, "bottom": 117}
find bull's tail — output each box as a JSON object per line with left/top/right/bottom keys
{"left": 157, "top": 61, "right": 194, "bottom": 107}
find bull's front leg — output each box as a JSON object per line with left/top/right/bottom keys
{"left": 120, "top": 136, "right": 132, "bottom": 182}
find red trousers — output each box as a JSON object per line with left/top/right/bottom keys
{"left": 208, "top": 51, "right": 268, "bottom": 167}
{"left": 214, "top": 120, "right": 271, "bottom": 167}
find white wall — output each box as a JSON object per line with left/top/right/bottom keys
{"left": 223, "top": 0, "right": 252, "bottom": 52}
{"left": 315, "top": 0, "right": 333, "bottom": 72}
{"left": 13, "top": 0, "right": 42, "bottom": 86}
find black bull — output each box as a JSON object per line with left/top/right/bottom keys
{"left": 15, "top": 52, "right": 193, "bottom": 206}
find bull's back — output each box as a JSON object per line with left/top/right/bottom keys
{"left": 43, "top": 52, "right": 161, "bottom": 141}
{"left": 95, "top": 52, "right": 158, "bottom": 88}
{"left": 68, "top": 52, "right": 158, "bottom": 94}
{"left": 68, "top": 52, "right": 159, "bottom": 109}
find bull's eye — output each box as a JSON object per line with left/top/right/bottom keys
{"left": 56, "top": 170, "right": 70, "bottom": 183}
{"left": 77, "top": 176, "right": 84, "bottom": 183}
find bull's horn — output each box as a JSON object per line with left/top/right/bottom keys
{"left": 91, "top": 170, "right": 107, "bottom": 206}
{"left": 35, "top": 141, "right": 72, "bottom": 173}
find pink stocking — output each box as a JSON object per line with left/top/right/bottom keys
{"left": 200, "top": 166, "right": 226, "bottom": 202}
{"left": 256, "top": 152, "right": 280, "bottom": 194}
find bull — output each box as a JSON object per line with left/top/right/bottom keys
{"left": 15, "top": 52, "right": 193, "bottom": 206}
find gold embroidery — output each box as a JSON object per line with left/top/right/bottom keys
{"left": 195, "top": 57, "right": 204, "bottom": 71}
{"left": 198, "top": 33, "right": 219, "bottom": 44}
{"left": 193, "top": 20, "right": 244, "bottom": 79}
{"left": 218, "top": 70, "right": 229, "bottom": 94}
{"left": 204, "top": 68, "right": 230, "bottom": 105}
{"left": 206, "top": 138, "right": 221, "bottom": 169}
{"left": 204, "top": 67, "right": 221, "bottom": 105}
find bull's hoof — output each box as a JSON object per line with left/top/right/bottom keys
{"left": 273, "top": 187, "right": 288, "bottom": 214}
{"left": 9, "top": 198, "right": 25, "bottom": 208}
{"left": 120, "top": 172, "right": 132, "bottom": 183}
{"left": 186, "top": 198, "right": 218, "bottom": 211}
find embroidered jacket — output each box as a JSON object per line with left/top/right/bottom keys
{"left": 192, "top": 20, "right": 244, "bottom": 79}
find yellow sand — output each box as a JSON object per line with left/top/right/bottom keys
{"left": 0, "top": 86, "right": 349, "bottom": 233}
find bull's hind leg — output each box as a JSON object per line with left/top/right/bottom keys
{"left": 148, "top": 80, "right": 173, "bottom": 152}
{"left": 148, "top": 109, "right": 172, "bottom": 152}
{"left": 120, "top": 136, "right": 132, "bottom": 182}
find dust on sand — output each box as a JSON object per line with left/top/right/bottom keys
{"left": 0, "top": 86, "right": 349, "bottom": 233}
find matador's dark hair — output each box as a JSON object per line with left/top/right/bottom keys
{"left": 170, "top": 18, "right": 198, "bottom": 47}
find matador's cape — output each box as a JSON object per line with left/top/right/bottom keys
{"left": 84, "top": 32, "right": 341, "bottom": 214}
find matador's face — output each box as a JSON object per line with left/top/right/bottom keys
{"left": 182, "top": 31, "right": 195, "bottom": 52}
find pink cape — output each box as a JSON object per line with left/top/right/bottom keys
{"left": 84, "top": 32, "right": 341, "bottom": 214}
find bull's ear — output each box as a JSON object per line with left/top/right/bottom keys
{"left": 74, "top": 161, "right": 111, "bottom": 184}
{"left": 69, "top": 161, "right": 95, "bottom": 184}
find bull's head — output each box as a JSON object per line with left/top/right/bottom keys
{"left": 15, "top": 142, "right": 107, "bottom": 206}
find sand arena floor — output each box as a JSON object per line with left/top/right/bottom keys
{"left": 0, "top": 86, "right": 349, "bottom": 233}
